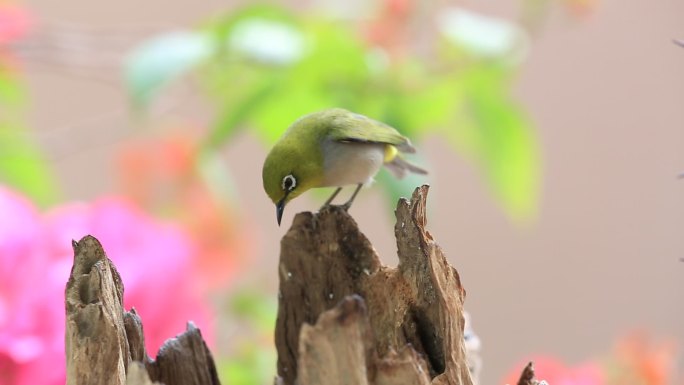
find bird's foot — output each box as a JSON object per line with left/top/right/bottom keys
{"left": 318, "top": 203, "right": 352, "bottom": 213}
{"left": 320, "top": 184, "right": 360, "bottom": 213}
{"left": 319, "top": 200, "right": 339, "bottom": 211}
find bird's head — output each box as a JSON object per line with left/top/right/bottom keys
{"left": 262, "top": 144, "right": 322, "bottom": 225}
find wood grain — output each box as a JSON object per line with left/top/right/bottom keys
{"left": 65, "top": 235, "right": 220, "bottom": 385}
{"left": 275, "top": 185, "right": 473, "bottom": 385}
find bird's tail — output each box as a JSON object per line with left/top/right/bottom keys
{"left": 384, "top": 154, "right": 428, "bottom": 179}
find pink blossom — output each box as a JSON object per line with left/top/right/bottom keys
{"left": 503, "top": 356, "right": 604, "bottom": 385}
{"left": 0, "top": 4, "right": 32, "bottom": 45}
{"left": 0, "top": 186, "right": 214, "bottom": 385}
{"left": 0, "top": 187, "right": 64, "bottom": 385}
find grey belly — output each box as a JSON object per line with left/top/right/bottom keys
{"left": 321, "top": 140, "right": 385, "bottom": 187}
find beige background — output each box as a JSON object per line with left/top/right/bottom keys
{"left": 22, "top": 0, "right": 684, "bottom": 383}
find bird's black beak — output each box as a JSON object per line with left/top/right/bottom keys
{"left": 276, "top": 198, "right": 286, "bottom": 226}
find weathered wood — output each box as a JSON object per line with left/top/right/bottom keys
{"left": 66, "top": 236, "right": 129, "bottom": 385}
{"left": 275, "top": 185, "right": 473, "bottom": 385}
{"left": 516, "top": 362, "right": 547, "bottom": 385}
{"left": 145, "top": 323, "right": 220, "bottom": 385}
{"left": 124, "top": 309, "right": 148, "bottom": 363}
{"left": 65, "top": 235, "right": 220, "bottom": 385}
{"left": 297, "top": 295, "right": 374, "bottom": 385}
{"left": 296, "top": 294, "right": 433, "bottom": 385}
{"left": 126, "top": 363, "right": 159, "bottom": 385}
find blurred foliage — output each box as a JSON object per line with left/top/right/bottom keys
{"left": 228, "top": 290, "right": 278, "bottom": 331}
{"left": 217, "top": 289, "right": 278, "bottom": 385}
{"left": 125, "top": 2, "right": 541, "bottom": 221}
{"left": 0, "top": 60, "right": 57, "bottom": 206}
{"left": 0, "top": 4, "right": 58, "bottom": 206}
{"left": 521, "top": 0, "right": 598, "bottom": 30}
{"left": 126, "top": 32, "right": 214, "bottom": 106}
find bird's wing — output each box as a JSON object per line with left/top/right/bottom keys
{"left": 327, "top": 111, "right": 416, "bottom": 153}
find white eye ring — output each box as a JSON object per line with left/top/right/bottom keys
{"left": 282, "top": 174, "right": 297, "bottom": 191}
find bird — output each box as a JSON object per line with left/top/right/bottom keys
{"left": 262, "top": 108, "right": 427, "bottom": 225}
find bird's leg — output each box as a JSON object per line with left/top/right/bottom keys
{"left": 341, "top": 183, "right": 363, "bottom": 211}
{"left": 321, "top": 187, "right": 343, "bottom": 209}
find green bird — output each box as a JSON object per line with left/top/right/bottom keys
{"left": 262, "top": 108, "right": 427, "bottom": 225}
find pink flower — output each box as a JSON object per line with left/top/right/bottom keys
{"left": 0, "top": 188, "right": 64, "bottom": 385}
{"left": 45, "top": 197, "right": 215, "bottom": 353}
{"left": 0, "top": 4, "right": 32, "bottom": 45}
{"left": 503, "top": 356, "right": 604, "bottom": 385}
{"left": 609, "top": 332, "right": 678, "bottom": 385}
{"left": 0, "top": 186, "right": 214, "bottom": 385}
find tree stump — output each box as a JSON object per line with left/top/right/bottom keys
{"left": 63, "top": 188, "right": 541, "bottom": 384}
{"left": 65, "top": 235, "right": 220, "bottom": 385}
{"left": 275, "top": 185, "right": 474, "bottom": 385}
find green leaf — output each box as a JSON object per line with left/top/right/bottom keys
{"left": 401, "top": 80, "right": 457, "bottom": 135}
{"left": 200, "top": 9, "right": 374, "bottom": 146}
{"left": 0, "top": 71, "right": 24, "bottom": 105}
{"left": 203, "top": 73, "right": 281, "bottom": 148}
{"left": 217, "top": 349, "right": 276, "bottom": 385}
{"left": 249, "top": 83, "right": 334, "bottom": 144}
{"left": 125, "top": 31, "right": 214, "bottom": 106}
{"left": 228, "top": 290, "right": 277, "bottom": 331}
{"left": 0, "top": 124, "right": 58, "bottom": 205}
{"left": 216, "top": 287, "right": 277, "bottom": 384}
{"left": 198, "top": 7, "right": 312, "bottom": 145}
{"left": 367, "top": 75, "right": 458, "bottom": 138}
{"left": 247, "top": 21, "right": 369, "bottom": 142}
{"left": 295, "top": 21, "right": 369, "bottom": 85}
{"left": 453, "top": 66, "right": 540, "bottom": 221}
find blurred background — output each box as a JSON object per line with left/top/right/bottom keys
{"left": 0, "top": 0, "right": 682, "bottom": 384}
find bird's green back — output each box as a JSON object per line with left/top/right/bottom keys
{"left": 317, "top": 108, "right": 415, "bottom": 152}
{"left": 262, "top": 108, "right": 416, "bottom": 205}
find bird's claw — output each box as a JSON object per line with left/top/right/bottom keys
{"left": 319, "top": 203, "right": 352, "bottom": 212}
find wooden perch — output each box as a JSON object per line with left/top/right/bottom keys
{"left": 65, "top": 235, "right": 220, "bottom": 385}
{"left": 275, "top": 185, "right": 473, "bottom": 385}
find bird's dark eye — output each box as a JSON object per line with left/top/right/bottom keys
{"left": 282, "top": 174, "right": 297, "bottom": 192}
